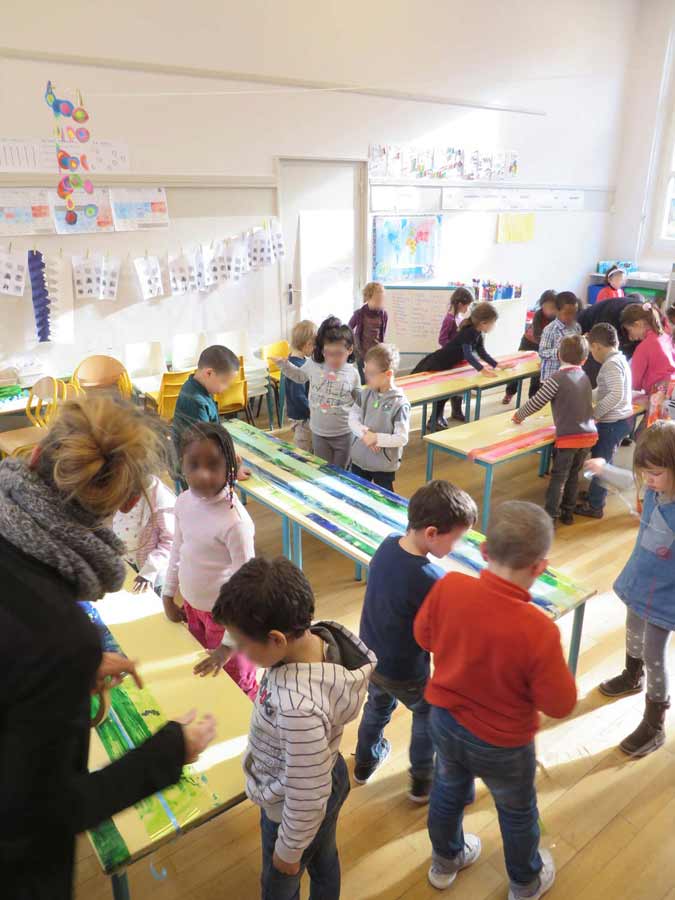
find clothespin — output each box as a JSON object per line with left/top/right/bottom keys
{"left": 8, "top": 242, "right": 11, "bottom": 254}
{"left": 85, "top": 248, "right": 90, "bottom": 260}
{"left": 59, "top": 247, "right": 63, "bottom": 258}
{"left": 144, "top": 248, "right": 148, "bottom": 259}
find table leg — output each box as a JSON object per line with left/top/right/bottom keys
{"left": 291, "top": 521, "right": 303, "bottom": 569}
{"left": 265, "top": 383, "right": 275, "bottom": 430}
{"left": 421, "top": 403, "right": 427, "bottom": 438}
{"left": 473, "top": 388, "right": 482, "bottom": 421}
{"left": 278, "top": 374, "right": 286, "bottom": 427}
{"left": 282, "top": 517, "right": 291, "bottom": 559}
{"left": 515, "top": 378, "right": 523, "bottom": 407}
{"left": 567, "top": 602, "right": 586, "bottom": 675}
{"left": 112, "top": 872, "right": 130, "bottom": 900}
{"left": 239, "top": 487, "right": 248, "bottom": 507}
{"left": 426, "top": 443, "right": 435, "bottom": 482}
{"left": 355, "top": 563, "right": 363, "bottom": 582}
{"left": 464, "top": 390, "right": 472, "bottom": 422}
{"left": 481, "top": 465, "right": 494, "bottom": 533}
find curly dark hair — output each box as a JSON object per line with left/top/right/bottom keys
{"left": 213, "top": 557, "right": 315, "bottom": 640}
{"left": 179, "top": 422, "right": 238, "bottom": 499}
{"left": 313, "top": 317, "right": 355, "bottom": 364}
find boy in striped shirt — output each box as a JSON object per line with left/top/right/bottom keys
{"left": 575, "top": 323, "right": 634, "bottom": 518}
{"left": 213, "top": 556, "right": 375, "bottom": 899}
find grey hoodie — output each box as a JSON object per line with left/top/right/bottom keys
{"left": 242, "top": 621, "right": 376, "bottom": 864}
{"left": 349, "top": 386, "right": 411, "bottom": 473}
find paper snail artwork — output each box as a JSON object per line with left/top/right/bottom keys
{"left": 44, "top": 81, "right": 96, "bottom": 227}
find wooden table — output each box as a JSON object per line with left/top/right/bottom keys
{"left": 225, "top": 420, "right": 594, "bottom": 676}
{"left": 84, "top": 568, "right": 253, "bottom": 900}
{"left": 398, "top": 351, "right": 541, "bottom": 436}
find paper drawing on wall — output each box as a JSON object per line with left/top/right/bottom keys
{"left": 134, "top": 255, "right": 164, "bottom": 300}
{"left": 0, "top": 247, "right": 27, "bottom": 296}
{"left": 373, "top": 215, "right": 442, "bottom": 281}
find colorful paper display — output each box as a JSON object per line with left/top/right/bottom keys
{"left": 373, "top": 215, "right": 443, "bottom": 281}
{"left": 369, "top": 144, "right": 518, "bottom": 181}
{"left": 110, "top": 188, "right": 170, "bottom": 231}
{"left": 225, "top": 420, "right": 591, "bottom": 619}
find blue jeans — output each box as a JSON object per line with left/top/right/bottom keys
{"left": 260, "top": 754, "right": 349, "bottom": 900}
{"left": 587, "top": 417, "right": 634, "bottom": 509}
{"left": 355, "top": 676, "right": 434, "bottom": 778}
{"left": 428, "top": 707, "right": 542, "bottom": 890}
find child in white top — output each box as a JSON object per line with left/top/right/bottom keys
{"left": 113, "top": 475, "right": 176, "bottom": 594}
{"left": 162, "top": 422, "right": 258, "bottom": 700}
{"left": 275, "top": 320, "right": 361, "bottom": 469}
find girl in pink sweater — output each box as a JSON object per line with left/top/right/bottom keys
{"left": 622, "top": 303, "right": 675, "bottom": 391}
{"left": 163, "top": 422, "right": 258, "bottom": 699}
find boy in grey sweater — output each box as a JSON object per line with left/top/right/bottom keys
{"left": 514, "top": 334, "right": 598, "bottom": 524}
{"left": 348, "top": 343, "right": 411, "bottom": 492}
{"left": 213, "top": 557, "right": 375, "bottom": 900}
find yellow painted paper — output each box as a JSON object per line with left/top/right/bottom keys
{"left": 497, "top": 212, "right": 535, "bottom": 243}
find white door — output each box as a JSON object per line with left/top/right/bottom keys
{"left": 278, "top": 159, "right": 366, "bottom": 334}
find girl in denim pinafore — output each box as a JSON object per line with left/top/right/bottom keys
{"left": 593, "top": 421, "right": 675, "bottom": 757}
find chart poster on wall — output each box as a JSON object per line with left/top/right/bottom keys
{"left": 373, "top": 215, "right": 442, "bottom": 281}
{"left": 0, "top": 138, "right": 130, "bottom": 174}
{"left": 369, "top": 144, "right": 518, "bottom": 182}
{"left": 0, "top": 189, "right": 55, "bottom": 236}
{"left": 110, "top": 188, "right": 169, "bottom": 231}
{"left": 49, "top": 188, "right": 114, "bottom": 234}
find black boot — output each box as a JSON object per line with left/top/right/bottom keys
{"left": 599, "top": 655, "right": 644, "bottom": 698}
{"left": 620, "top": 696, "right": 670, "bottom": 757}
{"left": 450, "top": 396, "right": 465, "bottom": 422}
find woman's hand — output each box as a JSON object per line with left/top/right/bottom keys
{"left": 193, "top": 645, "right": 232, "bottom": 677}
{"left": 584, "top": 457, "right": 607, "bottom": 477}
{"left": 273, "top": 852, "right": 301, "bottom": 876}
{"left": 163, "top": 595, "right": 186, "bottom": 623}
{"left": 94, "top": 653, "right": 143, "bottom": 693}
{"left": 132, "top": 575, "right": 151, "bottom": 594}
{"left": 175, "top": 709, "right": 217, "bottom": 763}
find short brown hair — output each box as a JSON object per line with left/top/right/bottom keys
{"left": 634, "top": 421, "right": 675, "bottom": 486}
{"left": 365, "top": 343, "right": 400, "bottom": 373}
{"left": 407, "top": 480, "right": 477, "bottom": 534}
{"left": 291, "top": 319, "right": 317, "bottom": 351}
{"left": 198, "top": 345, "right": 239, "bottom": 374}
{"left": 363, "top": 281, "right": 384, "bottom": 302}
{"left": 559, "top": 334, "right": 588, "bottom": 365}
{"left": 588, "top": 322, "right": 618, "bottom": 348}
{"left": 486, "top": 501, "right": 553, "bottom": 568}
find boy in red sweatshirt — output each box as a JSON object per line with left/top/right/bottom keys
{"left": 414, "top": 501, "right": 577, "bottom": 899}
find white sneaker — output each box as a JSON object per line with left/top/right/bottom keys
{"left": 508, "top": 849, "right": 556, "bottom": 900}
{"left": 427, "top": 834, "right": 482, "bottom": 890}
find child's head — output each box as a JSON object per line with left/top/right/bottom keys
{"left": 213, "top": 556, "right": 314, "bottom": 667}
{"left": 667, "top": 305, "right": 675, "bottom": 329}
{"left": 558, "top": 334, "right": 588, "bottom": 366}
{"left": 319, "top": 324, "right": 354, "bottom": 370}
{"left": 312, "top": 315, "right": 342, "bottom": 363}
{"left": 461, "top": 301, "right": 498, "bottom": 334}
{"left": 539, "top": 289, "right": 558, "bottom": 320}
{"left": 634, "top": 420, "right": 675, "bottom": 496}
{"left": 450, "top": 286, "right": 475, "bottom": 317}
{"left": 407, "top": 480, "right": 477, "bottom": 558}
{"left": 364, "top": 343, "right": 399, "bottom": 391}
{"left": 196, "top": 345, "right": 240, "bottom": 396}
{"left": 605, "top": 265, "right": 626, "bottom": 291}
{"left": 363, "top": 281, "right": 385, "bottom": 310}
{"left": 555, "top": 291, "right": 580, "bottom": 326}
{"left": 588, "top": 322, "right": 619, "bottom": 363}
{"left": 291, "top": 319, "right": 317, "bottom": 357}
{"left": 621, "top": 301, "right": 663, "bottom": 341}
{"left": 484, "top": 501, "right": 553, "bottom": 586}
{"left": 180, "top": 422, "right": 238, "bottom": 501}
{"left": 34, "top": 397, "right": 169, "bottom": 522}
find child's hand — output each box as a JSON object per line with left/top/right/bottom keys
{"left": 94, "top": 652, "right": 143, "bottom": 693}
{"left": 584, "top": 457, "right": 607, "bottom": 477}
{"left": 269, "top": 356, "right": 285, "bottom": 367}
{"left": 273, "top": 852, "right": 301, "bottom": 876}
{"left": 132, "top": 575, "right": 151, "bottom": 594}
{"left": 163, "top": 595, "right": 186, "bottom": 623}
{"left": 512, "top": 415, "right": 523, "bottom": 425}
{"left": 498, "top": 362, "right": 516, "bottom": 371}
{"left": 481, "top": 367, "right": 498, "bottom": 378}
{"left": 362, "top": 430, "right": 379, "bottom": 449}
{"left": 193, "top": 645, "right": 232, "bottom": 677}
{"left": 235, "top": 453, "right": 251, "bottom": 482}
{"left": 175, "top": 709, "right": 217, "bottom": 764}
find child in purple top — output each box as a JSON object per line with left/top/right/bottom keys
{"left": 350, "top": 282, "right": 388, "bottom": 383}
{"left": 438, "top": 287, "right": 475, "bottom": 347}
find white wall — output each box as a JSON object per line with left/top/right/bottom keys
{"left": 0, "top": 0, "right": 639, "bottom": 364}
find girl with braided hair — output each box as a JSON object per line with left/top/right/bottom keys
{"left": 162, "top": 422, "right": 259, "bottom": 699}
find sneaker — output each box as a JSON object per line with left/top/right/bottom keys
{"left": 508, "top": 849, "right": 556, "bottom": 900}
{"left": 427, "top": 834, "right": 482, "bottom": 890}
{"left": 408, "top": 775, "right": 432, "bottom": 804}
{"left": 574, "top": 501, "right": 603, "bottom": 519}
{"left": 559, "top": 511, "right": 574, "bottom": 526}
{"left": 353, "top": 739, "right": 391, "bottom": 785}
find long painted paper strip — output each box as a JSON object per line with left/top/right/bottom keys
{"left": 398, "top": 352, "right": 538, "bottom": 389}
{"left": 468, "top": 425, "right": 556, "bottom": 462}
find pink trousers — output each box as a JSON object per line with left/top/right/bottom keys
{"left": 183, "top": 601, "right": 258, "bottom": 700}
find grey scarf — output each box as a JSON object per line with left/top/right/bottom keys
{"left": 0, "top": 457, "right": 125, "bottom": 600}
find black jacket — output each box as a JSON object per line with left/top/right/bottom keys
{"left": 412, "top": 325, "right": 498, "bottom": 374}
{"left": 578, "top": 296, "right": 641, "bottom": 359}
{"left": 0, "top": 534, "right": 185, "bottom": 899}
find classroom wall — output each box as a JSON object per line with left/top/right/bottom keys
{"left": 0, "top": 0, "right": 639, "bottom": 362}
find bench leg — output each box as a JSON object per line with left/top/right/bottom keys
{"left": 282, "top": 517, "right": 291, "bottom": 559}
{"left": 481, "top": 465, "right": 494, "bottom": 533}
{"left": 515, "top": 378, "right": 523, "bottom": 407}
{"left": 291, "top": 521, "right": 303, "bottom": 569}
{"left": 567, "top": 603, "right": 586, "bottom": 675}
{"left": 112, "top": 873, "right": 130, "bottom": 900}
{"left": 426, "top": 443, "right": 435, "bottom": 482}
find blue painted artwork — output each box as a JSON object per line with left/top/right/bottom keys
{"left": 373, "top": 215, "right": 442, "bottom": 282}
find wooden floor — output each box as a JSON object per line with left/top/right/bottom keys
{"left": 75, "top": 390, "right": 675, "bottom": 900}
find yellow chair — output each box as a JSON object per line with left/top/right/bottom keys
{"left": 146, "top": 370, "right": 195, "bottom": 422}
{"left": 262, "top": 339, "right": 290, "bottom": 428}
{"left": 215, "top": 356, "right": 254, "bottom": 424}
{"left": 0, "top": 376, "right": 60, "bottom": 457}
{"left": 73, "top": 355, "right": 132, "bottom": 399}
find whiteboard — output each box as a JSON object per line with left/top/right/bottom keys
{"left": 385, "top": 286, "right": 529, "bottom": 357}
